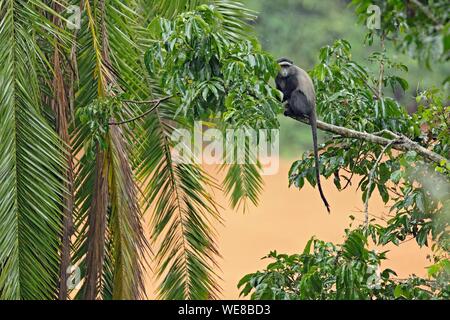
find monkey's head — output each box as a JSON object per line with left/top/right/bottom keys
{"left": 277, "top": 57, "right": 294, "bottom": 78}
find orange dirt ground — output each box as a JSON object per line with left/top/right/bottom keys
{"left": 144, "top": 159, "right": 431, "bottom": 299}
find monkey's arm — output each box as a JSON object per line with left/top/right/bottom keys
{"left": 275, "top": 76, "right": 289, "bottom": 102}
{"left": 275, "top": 75, "right": 282, "bottom": 91}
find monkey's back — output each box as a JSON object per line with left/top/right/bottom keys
{"left": 293, "top": 66, "right": 316, "bottom": 108}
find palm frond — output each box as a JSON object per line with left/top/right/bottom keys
{"left": 222, "top": 162, "right": 263, "bottom": 212}
{"left": 214, "top": 0, "right": 257, "bottom": 41}
{"left": 108, "top": 125, "right": 148, "bottom": 299}
{"left": 72, "top": 0, "right": 112, "bottom": 300}
{"left": 71, "top": 0, "right": 151, "bottom": 300}
{"left": 215, "top": 1, "right": 263, "bottom": 210}
{"left": 0, "top": 0, "right": 67, "bottom": 299}
{"left": 221, "top": 136, "right": 263, "bottom": 211}
{"left": 83, "top": 147, "right": 109, "bottom": 299}
{"left": 45, "top": 0, "right": 76, "bottom": 300}
{"left": 137, "top": 101, "right": 223, "bottom": 299}
{"left": 146, "top": 0, "right": 206, "bottom": 18}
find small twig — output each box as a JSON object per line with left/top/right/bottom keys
{"left": 377, "top": 34, "right": 386, "bottom": 99}
{"left": 109, "top": 102, "right": 161, "bottom": 125}
{"left": 109, "top": 96, "right": 173, "bottom": 125}
{"left": 364, "top": 138, "right": 400, "bottom": 227}
{"left": 372, "top": 129, "right": 399, "bottom": 139}
{"left": 392, "top": 277, "right": 437, "bottom": 285}
{"left": 366, "top": 80, "right": 382, "bottom": 100}
{"left": 121, "top": 96, "right": 173, "bottom": 105}
{"left": 367, "top": 212, "right": 389, "bottom": 222}
{"left": 342, "top": 141, "right": 364, "bottom": 190}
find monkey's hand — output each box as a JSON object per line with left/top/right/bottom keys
{"left": 283, "top": 106, "right": 293, "bottom": 117}
{"left": 283, "top": 101, "right": 292, "bottom": 116}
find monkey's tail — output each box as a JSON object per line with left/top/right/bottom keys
{"left": 310, "top": 114, "right": 331, "bottom": 213}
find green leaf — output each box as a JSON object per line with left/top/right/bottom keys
{"left": 390, "top": 170, "right": 402, "bottom": 183}
{"left": 303, "top": 237, "right": 315, "bottom": 255}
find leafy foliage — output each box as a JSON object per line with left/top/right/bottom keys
{"left": 289, "top": 38, "right": 449, "bottom": 250}
{"left": 144, "top": 4, "right": 281, "bottom": 211}
{"left": 239, "top": 230, "right": 450, "bottom": 300}
{"left": 70, "top": 0, "right": 281, "bottom": 301}
{"left": 137, "top": 3, "right": 284, "bottom": 298}
{"left": 242, "top": 0, "right": 449, "bottom": 301}
{"left": 71, "top": 0, "right": 149, "bottom": 300}
{"left": 0, "top": 0, "right": 448, "bottom": 301}
{"left": 145, "top": 4, "right": 280, "bottom": 127}
{"left": 136, "top": 98, "right": 223, "bottom": 300}
{"left": 352, "top": 0, "right": 449, "bottom": 67}
{"left": 313, "top": 39, "right": 411, "bottom": 132}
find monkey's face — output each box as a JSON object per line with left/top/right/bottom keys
{"left": 278, "top": 62, "right": 292, "bottom": 78}
{"left": 279, "top": 66, "right": 290, "bottom": 77}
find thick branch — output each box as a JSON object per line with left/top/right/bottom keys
{"left": 292, "top": 116, "right": 448, "bottom": 166}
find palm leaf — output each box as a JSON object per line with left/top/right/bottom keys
{"left": 108, "top": 125, "right": 148, "bottom": 299}
{"left": 0, "top": 0, "right": 67, "bottom": 299}
{"left": 46, "top": 0, "right": 76, "bottom": 300}
{"left": 146, "top": 0, "right": 206, "bottom": 18}
{"left": 72, "top": 0, "right": 149, "bottom": 299}
{"left": 222, "top": 161, "right": 263, "bottom": 212}
{"left": 137, "top": 100, "right": 223, "bottom": 299}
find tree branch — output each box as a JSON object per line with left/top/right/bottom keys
{"left": 121, "top": 96, "right": 173, "bottom": 105}
{"left": 109, "top": 95, "right": 173, "bottom": 125}
{"left": 409, "top": 0, "right": 444, "bottom": 30}
{"left": 291, "top": 116, "right": 449, "bottom": 166}
{"left": 377, "top": 35, "right": 385, "bottom": 98}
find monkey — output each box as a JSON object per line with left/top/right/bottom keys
{"left": 275, "top": 57, "right": 330, "bottom": 213}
